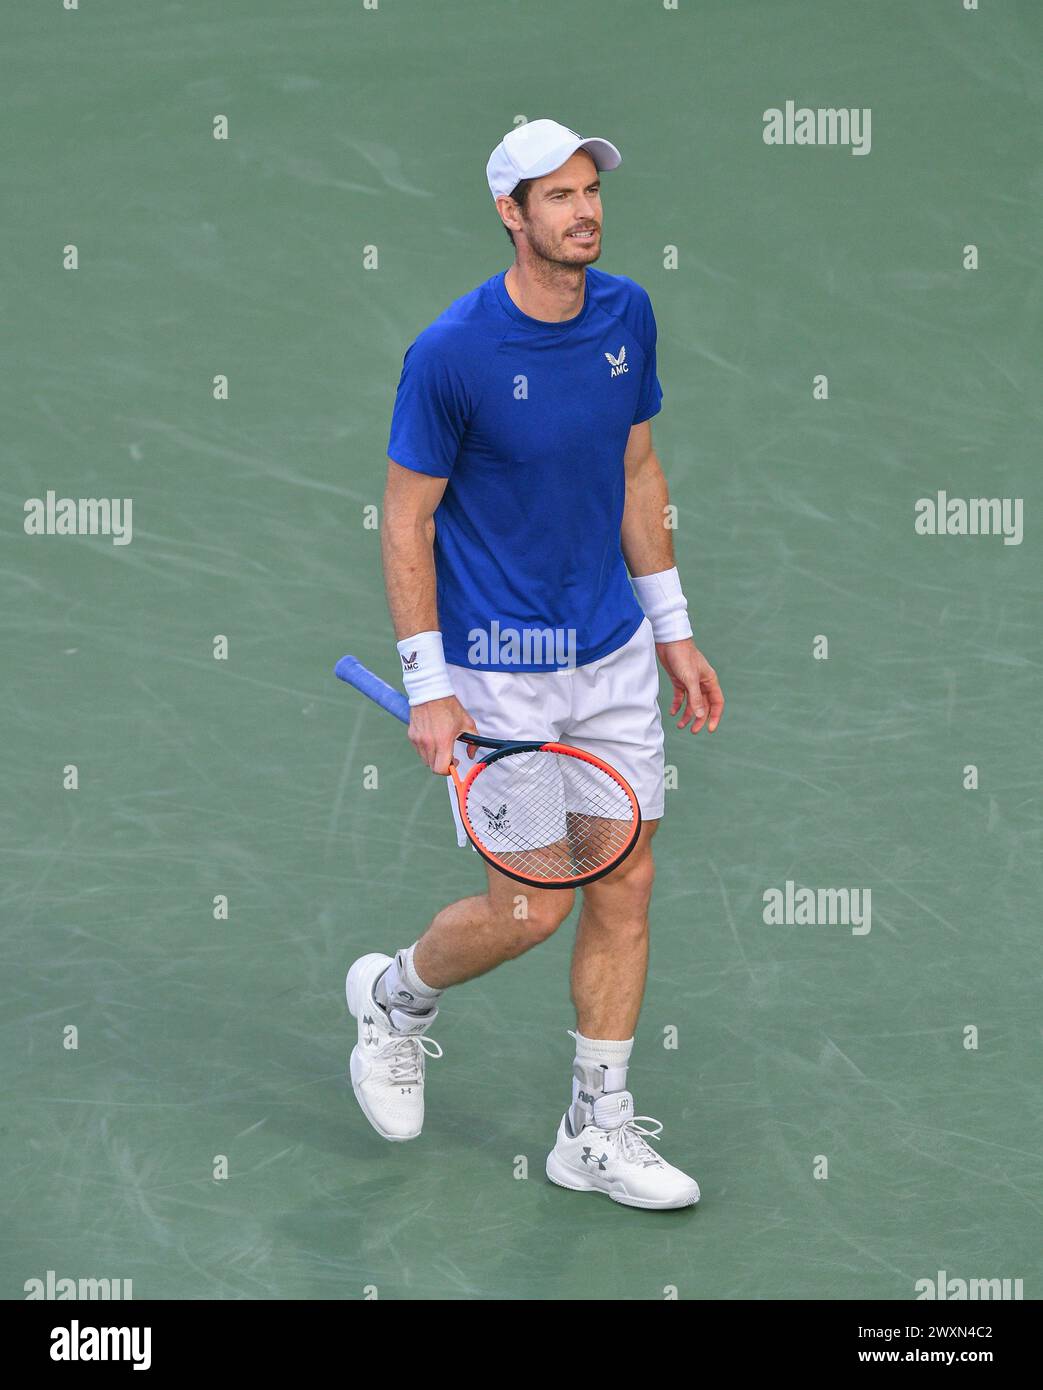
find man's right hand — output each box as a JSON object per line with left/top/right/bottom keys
{"left": 407, "top": 695, "right": 478, "bottom": 775}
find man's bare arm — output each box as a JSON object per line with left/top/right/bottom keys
{"left": 381, "top": 458, "right": 477, "bottom": 771}
{"left": 619, "top": 422, "right": 724, "bottom": 735}
{"left": 381, "top": 458, "right": 447, "bottom": 637}
{"left": 620, "top": 419, "right": 676, "bottom": 577}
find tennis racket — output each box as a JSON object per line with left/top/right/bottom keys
{"left": 334, "top": 655, "right": 641, "bottom": 889}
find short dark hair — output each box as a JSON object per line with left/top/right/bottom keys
{"left": 504, "top": 179, "right": 533, "bottom": 245}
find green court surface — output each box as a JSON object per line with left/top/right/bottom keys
{"left": 3, "top": 0, "right": 1040, "bottom": 1300}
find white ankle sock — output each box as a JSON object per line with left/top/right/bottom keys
{"left": 376, "top": 944, "right": 442, "bottom": 1015}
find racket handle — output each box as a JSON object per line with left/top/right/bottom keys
{"left": 334, "top": 655, "right": 410, "bottom": 725}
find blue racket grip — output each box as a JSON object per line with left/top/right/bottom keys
{"left": 334, "top": 655, "right": 410, "bottom": 726}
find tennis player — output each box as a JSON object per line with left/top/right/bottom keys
{"left": 346, "top": 118, "right": 724, "bottom": 1210}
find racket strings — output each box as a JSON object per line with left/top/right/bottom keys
{"left": 464, "top": 749, "right": 636, "bottom": 882}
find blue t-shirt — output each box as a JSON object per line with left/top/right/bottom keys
{"left": 387, "top": 267, "right": 663, "bottom": 671}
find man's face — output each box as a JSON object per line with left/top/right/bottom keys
{"left": 513, "top": 150, "right": 602, "bottom": 267}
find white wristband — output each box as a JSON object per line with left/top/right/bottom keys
{"left": 631, "top": 567, "right": 694, "bottom": 643}
{"left": 396, "top": 630, "right": 456, "bottom": 705}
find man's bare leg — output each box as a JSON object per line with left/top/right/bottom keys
{"left": 562, "top": 819, "right": 659, "bottom": 1133}
{"left": 379, "top": 820, "right": 654, "bottom": 1019}
{"left": 544, "top": 818, "right": 698, "bottom": 1206}
{"left": 348, "top": 865, "right": 573, "bottom": 1142}
{"left": 412, "top": 867, "right": 575, "bottom": 989}
{"left": 572, "top": 819, "right": 659, "bottom": 1037}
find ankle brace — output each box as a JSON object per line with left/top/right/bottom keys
{"left": 566, "top": 1030, "right": 634, "bottom": 1133}
{"left": 376, "top": 945, "right": 442, "bottom": 1016}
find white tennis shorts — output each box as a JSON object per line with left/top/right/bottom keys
{"left": 444, "top": 617, "right": 665, "bottom": 848}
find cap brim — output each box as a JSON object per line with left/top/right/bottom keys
{"left": 524, "top": 134, "right": 622, "bottom": 180}
{"left": 576, "top": 136, "right": 622, "bottom": 171}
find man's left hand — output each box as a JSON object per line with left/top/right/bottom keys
{"left": 656, "top": 638, "right": 724, "bottom": 734}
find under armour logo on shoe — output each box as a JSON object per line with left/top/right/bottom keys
{"left": 582, "top": 1147, "right": 608, "bottom": 1171}
{"left": 605, "top": 345, "right": 628, "bottom": 378}
{"left": 362, "top": 1015, "right": 378, "bottom": 1046}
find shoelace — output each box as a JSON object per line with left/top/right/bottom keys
{"left": 615, "top": 1116, "right": 665, "bottom": 1167}
{"left": 379, "top": 1034, "right": 443, "bottom": 1086}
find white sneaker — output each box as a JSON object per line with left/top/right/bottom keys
{"left": 546, "top": 1090, "right": 700, "bottom": 1209}
{"left": 345, "top": 953, "right": 442, "bottom": 1142}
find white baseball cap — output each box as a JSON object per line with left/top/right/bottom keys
{"left": 486, "top": 118, "right": 622, "bottom": 201}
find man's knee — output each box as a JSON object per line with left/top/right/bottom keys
{"left": 625, "top": 849, "right": 656, "bottom": 900}
{"left": 585, "top": 844, "right": 656, "bottom": 916}
{"left": 487, "top": 875, "right": 575, "bottom": 949}
{"left": 614, "top": 819, "right": 658, "bottom": 891}
{"left": 519, "top": 888, "right": 575, "bottom": 943}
